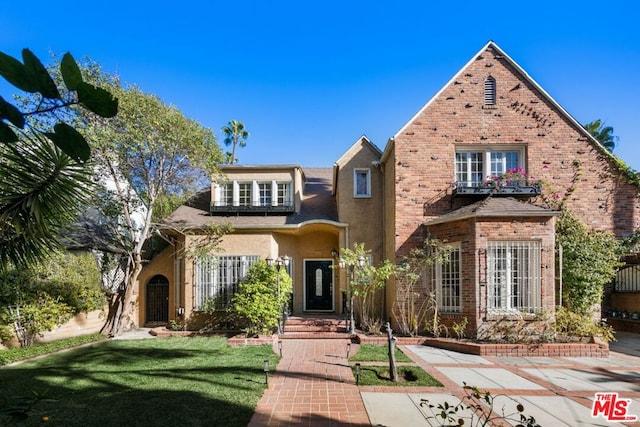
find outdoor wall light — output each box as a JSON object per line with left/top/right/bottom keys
{"left": 355, "top": 362, "right": 361, "bottom": 385}
{"left": 331, "top": 248, "right": 338, "bottom": 258}
{"left": 357, "top": 255, "right": 365, "bottom": 268}
{"left": 263, "top": 359, "right": 269, "bottom": 385}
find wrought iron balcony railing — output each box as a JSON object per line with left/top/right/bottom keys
{"left": 210, "top": 201, "right": 295, "bottom": 215}
{"left": 453, "top": 180, "right": 542, "bottom": 197}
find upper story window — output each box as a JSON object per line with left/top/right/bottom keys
{"left": 455, "top": 148, "right": 523, "bottom": 187}
{"left": 258, "top": 182, "right": 272, "bottom": 206}
{"left": 277, "top": 182, "right": 291, "bottom": 206}
{"left": 238, "top": 182, "right": 252, "bottom": 206}
{"left": 212, "top": 179, "right": 294, "bottom": 214}
{"left": 354, "top": 168, "right": 371, "bottom": 198}
{"left": 484, "top": 76, "right": 496, "bottom": 105}
{"left": 220, "top": 183, "right": 233, "bottom": 206}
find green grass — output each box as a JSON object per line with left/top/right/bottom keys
{"left": 352, "top": 365, "right": 442, "bottom": 387}
{"left": 350, "top": 344, "right": 412, "bottom": 362}
{"left": 0, "top": 337, "right": 278, "bottom": 427}
{"left": 0, "top": 333, "right": 105, "bottom": 366}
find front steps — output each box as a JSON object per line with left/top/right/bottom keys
{"left": 280, "top": 315, "right": 353, "bottom": 339}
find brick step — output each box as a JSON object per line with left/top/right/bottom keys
{"left": 285, "top": 316, "right": 347, "bottom": 327}
{"left": 284, "top": 325, "right": 347, "bottom": 333}
{"left": 278, "top": 331, "right": 353, "bottom": 340}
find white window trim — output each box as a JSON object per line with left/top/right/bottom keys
{"left": 353, "top": 168, "right": 371, "bottom": 198}
{"left": 455, "top": 146, "right": 526, "bottom": 187}
{"left": 215, "top": 179, "right": 294, "bottom": 207}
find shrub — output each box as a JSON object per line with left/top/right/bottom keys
{"left": 232, "top": 260, "right": 292, "bottom": 336}
{"left": 555, "top": 307, "right": 616, "bottom": 342}
{"left": 0, "top": 252, "right": 105, "bottom": 346}
{"left": 8, "top": 293, "right": 74, "bottom": 346}
{"left": 556, "top": 211, "right": 623, "bottom": 317}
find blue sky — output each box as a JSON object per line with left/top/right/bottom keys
{"left": 2, "top": 1, "right": 638, "bottom": 170}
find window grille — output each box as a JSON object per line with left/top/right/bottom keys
{"left": 489, "top": 151, "right": 519, "bottom": 176}
{"left": 487, "top": 241, "right": 541, "bottom": 315}
{"left": 258, "top": 182, "right": 272, "bottom": 206}
{"left": 455, "top": 151, "right": 483, "bottom": 187}
{"left": 220, "top": 183, "right": 233, "bottom": 206}
{"left": 437, "top": 246, "right": 461, "bottom": 312}
{"left": 277, "top": 182, "right": 292, "bottom": 206}
{"left": 238, "top": 183, "right": 252, "bottom": 206}
{"left": 455, "top": 149, "right": 523, "bottom": 187}
{"left": 615, "top": 265, "right": 640, "bottom": 292}
{"left": 194, "top": 255, "right": 259, "bottom": 309}
{"left": 484, "top": 76, "right": 496, "bottom": 105}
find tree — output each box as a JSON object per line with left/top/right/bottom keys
{"left": 584, "top": 119, "right": 617, "bottom": 152}
{"left": 393, "top": 240, "right": 451, "bottom": 337}
{"left": 339, "top": 243, "right": 394, "bottom": 334}
{"left": 82, "top": 82, "right": 224, "bottom": 335}
{"left": 0, "top": 49, "right": 117, "bottom": 269}
{"left": 221, "top": 120, "right": 249, "bottom": 164}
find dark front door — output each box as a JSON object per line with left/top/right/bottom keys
{"left": 146, "top": 275, "right": 169, "bottom": 323}
{"left": 305, "top": 260, "right": 333, "bottom": 311}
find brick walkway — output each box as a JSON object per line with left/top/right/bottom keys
{"left": 248, "top": 339, "right": 371, "bottom": 426}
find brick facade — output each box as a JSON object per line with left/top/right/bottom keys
{"left": 387, "top": 42, "right": 640, "bottom": 261}
{"left": 381, "top": 41, "right": 639, "bottom": 334}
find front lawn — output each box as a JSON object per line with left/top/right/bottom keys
{"left": 353, "top": 364, "right": 442, "bottom": 387}
{"left": 350, "top": 344, "right": 412, "bottom": 362}
{"left": 0, "top": 337, "right": 277, "bottom": 426}
{"left": 350, "top": 344, "right": 442, "bottom": 387}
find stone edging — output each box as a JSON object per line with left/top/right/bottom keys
{"left": 355, "top": 335, "right": 609, "bottom": 358}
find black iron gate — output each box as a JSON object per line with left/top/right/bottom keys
{"left": 146, "top": 275, "right": 169, "bottom": 323}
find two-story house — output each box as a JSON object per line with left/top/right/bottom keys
{"left": 136, "top": 41, "right": 640, "bottom": 335}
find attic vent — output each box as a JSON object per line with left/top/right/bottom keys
{"left": 484, "top": 76, "right": 496, "bottom": 105}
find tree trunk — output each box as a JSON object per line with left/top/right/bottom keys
{"left": 386, "top": 322, "right": 398, "bottom": 382}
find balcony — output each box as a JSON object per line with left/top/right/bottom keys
{"left": 453, "top": 181, "right": 542, "bottom": 197}
{"left": 210, "top": 201, "right": 295, "bottom": 215}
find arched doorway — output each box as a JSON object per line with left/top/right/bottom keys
{"left": 146, "top": 275, "right": 169, "bottom": 324}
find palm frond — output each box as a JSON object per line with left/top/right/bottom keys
{"left": 0, "top": 132, "right": 93, "bottom": 268}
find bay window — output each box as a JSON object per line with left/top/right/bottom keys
{"left": 487, "top": 240, "right": 541, "bottom": 315}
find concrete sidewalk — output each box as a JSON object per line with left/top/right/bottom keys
{"left": 364, "top": 334, "right": 640, "bottom": 427}
{"left": 248, "top": 333, "right": 640, "bottom": 426}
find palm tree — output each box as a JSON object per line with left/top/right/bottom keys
{"left": 221, "top": 120, "right": 249, "bottom": 164}
{"left": 0, "top": 132, "right": 92, "bottom": 268}
{"left": 584, "top": 119, "right": 617, "bottom": 152}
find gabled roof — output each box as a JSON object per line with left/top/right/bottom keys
{"left": 382, "top": 40, "right": 611, "bottom": 162}
{"left": 424, "top": 197, "right": 558, "bottom": 226}
{"left": 334, "top": 135, "right": 381, "bottom": 168}
{"left": 332, "top": 135, "right": 382, "bottom": 195}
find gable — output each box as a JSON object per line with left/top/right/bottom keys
{"left": 385, "top": 41, "right": 640, "bottom": 240}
